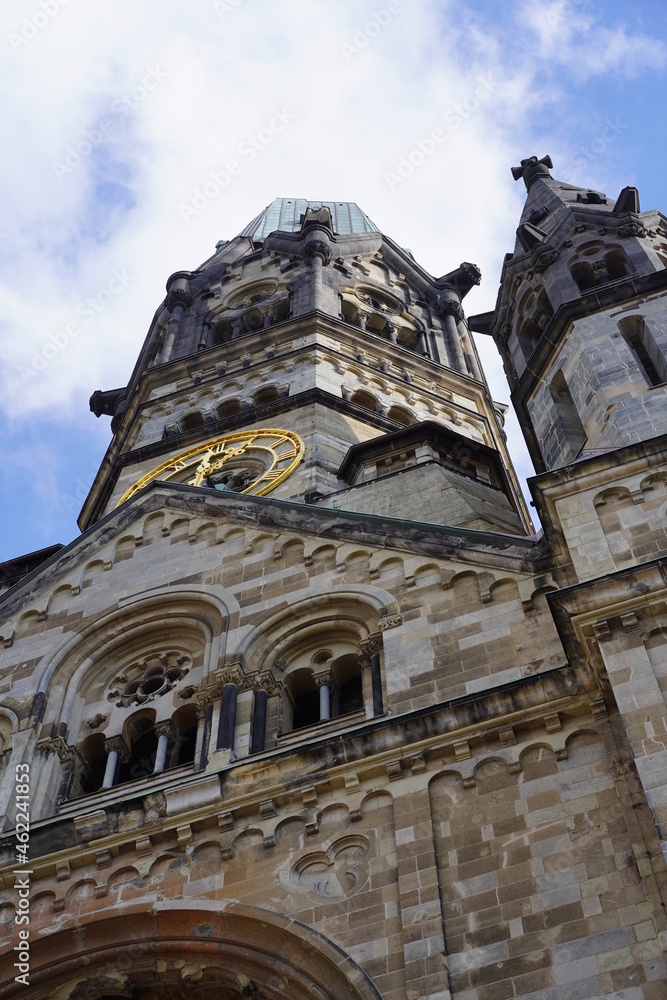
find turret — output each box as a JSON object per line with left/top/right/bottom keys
{"left": 471, "top": 157, "right": 667, "bottom": 473}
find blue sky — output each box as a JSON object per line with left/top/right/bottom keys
{"left": 1, "top": 0, "right": 666, "bottom": 560}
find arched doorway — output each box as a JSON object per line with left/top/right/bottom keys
{"left": 0, "top": 901, "right": 381, "bottom": 1000}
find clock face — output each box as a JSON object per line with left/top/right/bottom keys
{"left": 118, "top": 428, "right": 304, "bottom": 506}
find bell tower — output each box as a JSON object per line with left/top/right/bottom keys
{"left": 2, "top": 179, "right": 667, "bottom": 1000}
{"left": 470, "top": 155, "right": 667, "bottom": 474}
{"left": 83, "top": 198, "right": 530, "bottom": 534}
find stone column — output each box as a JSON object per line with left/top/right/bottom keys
{"left": 102, "top": 737, "right": 128, "bottom": 789}
{"left": 160, "top": 276, "right": 193, "bottom": 362}
{"left": 458, "top": 320, "right": 483, "bottom": 381}
{"left": 198, "top": 319, "right": 211, "bottom": 351}
{"left": 252, "top": 689, "right": 268, "bottom": 753}
{"left": 213, "top": 664, "right": 245, "bottom": 753}
{"left": 195, "top": 692, "right": 215, "bottom": 771}
{"left": 217, "top": 683, "right": 238, "bottom": 751}
{"left": 251, "top": 673, "right": 277, "bottom": 755}
{"left": 35, "top": 736, "right": 81, "bottom": 807}
{"left": 317, "top": 675, "right": 331, "bottom": 722}
{"left": 303, "top": 239, "right": 332, "bottom": 313}
{"left": 55, "top": 746, "right": 81, "bottom": 803}
{"left": 438, "top": 299, "right": 466, "bottom": 373}
{"left": 361, "top": 632, "right": 384, "bottom": 717}
{"left": 416, "top": 328, "right": 429, "bottom": 357}
{"left": 153, "top": 721, "right": 177, "bottom": 774}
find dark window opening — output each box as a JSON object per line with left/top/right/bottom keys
{"left": 549, "top": 370, "right": 586, "bottom": 461}
{"left": 292, "top": 690, "right": 320, "bottom": 730}
{"left": 120, "top": 730, "right": 158, "bottom": 783}
{"left": 618, "top": 316, "right": 667, "bottom": 387}
{"left": 339, "top": 676, "right": 363, "bottom": 715}
{"left": 176, "top": 723, "right": 197, "bottom": 767}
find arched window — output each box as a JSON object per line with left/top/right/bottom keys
{"left": 387, "top": 404, "right": 413, "bottom": 426}
{"left": 569, "top": 261, "right": 596, "bottom": 292}
{"left": 289, "top": 669, "right": 320, "bottom": 730}
{"left": 78, "top": 733, "right": 107, "bottom": 796}
{"left": 119, "top": 718, "right": 158, "bottom": 783}
{"left": 253, "top": 385, "right": 281, "bottom": 407}
{"left": 76, "top": 705, "right": 198, "bottom": 797}
{"left": 604, "top": 248, "right": 632, "bottom": 280}
{"left": 283, "top": 648, "right": 365, "bottom": 733}
{"left": 549, "top": 370, "right": 586, "bottom": 461}
{"left": 618, "top": 316, "right": 666, "bottom": 387}
{"left": 216, "top": 398, "right": 243, "bottom": 421}
{"left": 350, "top": 389, "right": 379, "bottom": 413}
{"left": 181, "top": 411, "right": 205, "bottom": 433}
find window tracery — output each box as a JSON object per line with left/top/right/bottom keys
{"left": 108, "top": 651, "right": 192, "bottom": 707}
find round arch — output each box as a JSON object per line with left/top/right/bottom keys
{"left": 0, "top": 900, "right": 381, "bottom": 1000}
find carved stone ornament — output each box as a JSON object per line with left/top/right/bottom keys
{"left": 360, "top": 632, "right": 383, "bottom": 659}
{"left": 497, "top": 322, "right": 512, "bottom": 349}
{"left": 532, "top": 307, "right": 549, "bottom": 330}
{"left": 534, "top": 249, "right": 560, "bottom": 272}
{"left": 279, "top": 834, "right": 370, "bottom": 899}
{"left": 378, "top": 613, "right": 403, "bottom": 631}
{"left": 255, "top": 672, "right": 279, "bottom": 695}
{"left": 196, "top": 683, "right": 224, "bottom": 709}
{"left": 436, "top": 296, "right": 465, "bottom": 321}
{"left": 36, "top": 736, "right": 78, "bottom": 761}
{"left": 618, "top": 221, "right": 646, "bottom": 238}
{"left": 153, "top": 720, "right": 179, "bottom": 743}
{"left": 303, "top": 239, "right": 332, "bottom": 265}
{"left": 166, "top": 287, "right": 193, "bottom": 311}
{"left": 103, "top": 736, "right": 130, "bottom": 762}
{"left": 215, "top": 663, "right": 246, "bottom": 688}
{"left": 86, "top": 713, "right": 107, "bottom": 730}
{"left": 143, "top": 791, "right": 167, "bottom": 822}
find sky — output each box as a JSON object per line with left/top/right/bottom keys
{"left": 1, "top": 0, "right": 666, "bottom": 561}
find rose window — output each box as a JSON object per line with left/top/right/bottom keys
{"left": 107, "top": 651, "right": 192, "bottom": 707}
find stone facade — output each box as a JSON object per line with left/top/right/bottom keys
{"left": 0, "top": 186, "right": 666, "bottom": 1000}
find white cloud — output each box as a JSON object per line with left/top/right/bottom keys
{"left": 518, "top": 0, "right": 667, "bottom": 80}
{"left": 0, "top": 0, "right": 665, "bottom": 552}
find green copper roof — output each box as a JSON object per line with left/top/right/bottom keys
{"left": 238, "top": 198, "right": 379, "bottom": 240}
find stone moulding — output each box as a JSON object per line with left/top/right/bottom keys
{"left": 0, "top": 900, "right": 383, "bottom": 1000}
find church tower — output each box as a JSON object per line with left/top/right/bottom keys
{"left": 0, "top": 185, "right": 666, "bottom": 1000}
{"left": 84, "top": 197, "right": 528, "bottom": 535}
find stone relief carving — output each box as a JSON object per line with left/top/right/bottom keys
{"left": 279, "top": 834, "right": 370, "bottom": 899}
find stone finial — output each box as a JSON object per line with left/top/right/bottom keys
{"left": 511, "top": 155, "right": 553, "bottom": 190}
